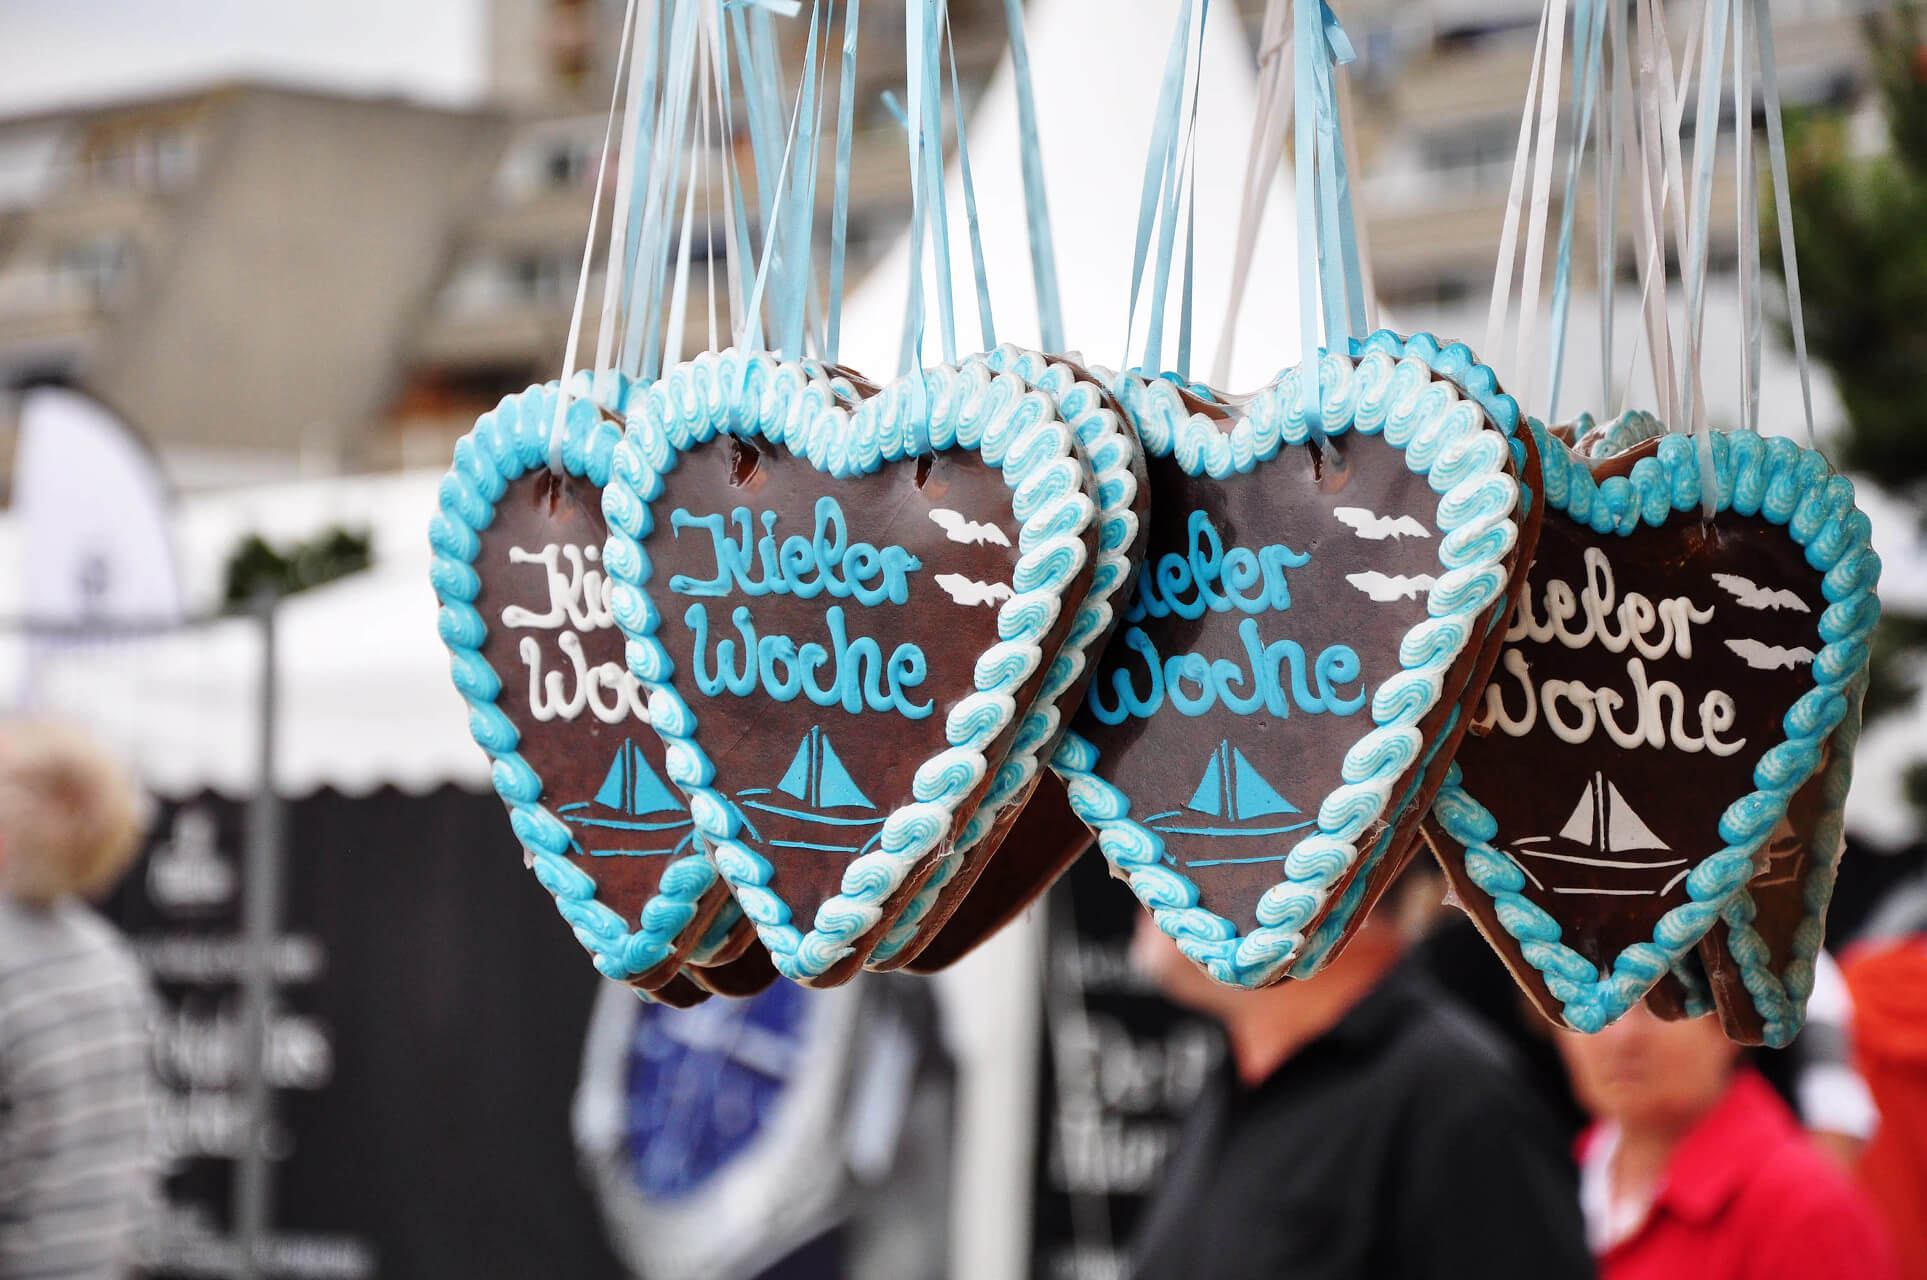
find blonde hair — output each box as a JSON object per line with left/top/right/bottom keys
{"left": 0, "top": 721, "right": 149, "bottom": 905}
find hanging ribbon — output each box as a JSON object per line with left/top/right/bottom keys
{"left": 1546, "top": 0, "right": 1608, "bottom": 422}
{"left": 1212, "top": 0, "right": 1291, "bottom": 388}
{"left": 596, "top": 0, "right": 659, "bottom": 387}
{"left": 550, "top": 0, "right": 641, "bottom": 475}
{"left": 949, "top": 7, "right": 997, "bottom": 354}
{"left": 622, "top": 0, "right": 703, "bottom": 379}
{"left": 1754, "top": 0, "right": 1817, "bottom": 449}
{"left": 1002, "top": 0, "right": 1063, "bottom": 352}
{"left": 1734, "top": 0, "right": 1759, "bottom": 436}
{"left": 1144, "top": 1, "right": 1208, "bottom": 378}
{"left": 1293, "top": 0, "right": 1360, "bottom": 428}
{"left": 1122, "top": 0, "right": 1197, "bottom": 374}
{"left": 825, "top": 0, "right": 860, "bottom": 363}
{"left": 773, "top": 2, "right": 825, "bottom": 359}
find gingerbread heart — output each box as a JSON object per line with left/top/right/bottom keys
{"left": 576, "top": 361, "right": 883, "bottom": 989}
{"left": 430, "top": 385, "right": 731, "bottom": 990}
{"left": 599, "top": 349, "right": 1099, "bottom": 984}
{"left": 1426, "top": 425, "right": 1880, "bottom": 1033}
{"left": 1278, "top": 332, "right": 1546, "bottom": 979}
{"left": 866, "top": 346, "right": 1149, "bottom": 970}
{"left": 1057, "top": 347, "right": 1527, "bottom": 987}
{"left": 1689, "top": 666, "right": 1869, "bottom": 1045}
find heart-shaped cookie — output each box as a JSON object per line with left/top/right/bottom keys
{"left": 599, "top": 349, "right": 1099, "bottom": 984}
{"left": 1688, "top": 666, "right": 1869, "bottom": 1045}
{"left": 574, "top": 361, "right": 883, "bottom": 993}
{"left": 430, "top": 385, "right": 731, "bottom": 990}
{"left": 1277, "top": 331, "right": 1546, "bottom": 979}
{"left": 866, "top": 346, "right": 1149, "bottom": 970}
{"left": 1056, "top": 347, "right": 1526, "bottom": 987}
{"left": 1425, "top": 425, "right": 1880, "bottom": 1033}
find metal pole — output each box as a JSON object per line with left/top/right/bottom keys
{"left": 234, "top": 595, "right": 283, "bottom": 1280}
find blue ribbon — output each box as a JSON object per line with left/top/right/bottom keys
{"left": 1547, "top": 0, "right": 1609, "bottom": 421}
{"left": 1753, "top": 0, "right": 1816, "bottom": 449}
{"left": 1123, "top": 0, "right": 1197, "bottom": 373}
{"left": 773, "top": 1, "right": 825, "bottom": 359}
{"left": 1144, "top": 2, "right": 1207, "bottom": 376}
{"left": 1294, "top": 0, "right": 1359, "bottom": 429}
{"left": 950, "top": 11, "right": 996, "bottom": 353}
{"left": 826, "top": 0, "right": 860, "bottom": 363}
{"left": 1002, "top": 0, "right": 1063, "bottom": 352}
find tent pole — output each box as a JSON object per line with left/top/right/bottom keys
{"left": 234, "top": 594, "right": 284, "bottom": 1280}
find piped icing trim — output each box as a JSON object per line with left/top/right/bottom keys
{"left": 597, "top": 348, "right": 1096, "bottom": 982}
{"left": 1430, "top": 423, "right": 1881, "bottom": 1032}
{"left": 1716, "top": 666, "right": 1868, "bottom": 1046}
{"left": 868, "top": 345, "right": 1141, "bottom": 965}
{"left": 429, "top": 383, "right": 720, "bottom": 982}
{"left": 1056, "top": 349, "right": 1524, "bottom": 987}
{"left": 1281, "top": 328, "right": 1536, "bottom": 976}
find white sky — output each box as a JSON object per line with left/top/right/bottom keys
{"left": 0, "top": 0, "right": 487, "bottom": 117}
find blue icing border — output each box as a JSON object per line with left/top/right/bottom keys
{"left": 1054, "top": 347, "right": 1524, "bottom": 988}
{"left": 428, "top": 383, "right": 721, "bottom": 982}
{"left": 1280, "top": 329, "right": 1538, "bottom": 978}
{"left": 597, "top": 348, "right": 1097, "bottom": 983}
{"left": 867, "top": 345, "right": 1142, "bottom": 966}
{"left": 1429, "top": 423, "right": 1881, "bottom": 1033}
{"left": 1710, "top": 666, "right": 1868, "bottom": 1046}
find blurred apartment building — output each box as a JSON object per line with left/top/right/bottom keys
{"left": 392, "top": 0, "right": 1009, "bottom": 464}
{"left": 0, "top": 0, "right": 1887, "bottom": 493}
{"left": 1341, "top": 0, "right": 1878, "bottom": 311}
{"left": 0, "top": 86, "right": 505, "bottom": 490}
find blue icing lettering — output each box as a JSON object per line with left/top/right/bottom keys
{"left": 1127, "top": 510, "right": 1310, "bottom": 621}
{"left": 669, "top": 496, "right": 922, "bottom": 606}
{"left": 1086, "top": 621, "right": 1365, "bottom": 725}
{"left": 685, "top": 602, "right": 932, "bottom": 720}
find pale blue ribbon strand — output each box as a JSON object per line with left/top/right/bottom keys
{"left": 1002, "top": 0, "right": 1063, "bottom": 352}
{"left": 826, "top": 0, "right": 860, "bottom": 363}
{"left": 1145, "top": 1, "right": 1208, "bottom": 377}
{"left": 949, "top": 8, "right": 997, "bottom": 354}
{"left": 1754, "top": 0, "right": 1817, "bottom": 450}
{"left": 1548, "top": 0, "right": 1609, "bottom": 423}
{"left": 550, "top": 0, "right": 639, "bottom": 475}
{"left": 1123, "top": 0, "right": 1195, "bottom": 373}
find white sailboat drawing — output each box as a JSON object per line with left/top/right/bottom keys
{"left": 1507, "top": 772, "right": 1690, "bottom": 897}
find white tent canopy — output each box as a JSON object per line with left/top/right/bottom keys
{"left": 9, "top": 467, "right": 486, "bottom": 798}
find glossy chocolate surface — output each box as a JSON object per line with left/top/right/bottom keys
{"left": 644, "top": 431, "right": 1093, "bottom": 965}
{"left": 1074, "top": 427, "right": 1460, "bottom": 935}
{"left": 1435, "top": 437, "right": 1828, "bottom": 1023}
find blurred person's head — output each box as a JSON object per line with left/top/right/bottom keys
{"left": 0, "top": 720, "right": 148, "bottom": 907}
{"left": 1130, "top": 862, "right": 1443, "bottom": 1083}
{"left": 1556, "top": 1002, "right": 1742, "bottom": 1136}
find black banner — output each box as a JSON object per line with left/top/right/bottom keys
{"left": 1029, "top": 852, "right": 1220, "bottom": 1280}
{"left": 102, "top": 786, "right": 627, "bottom": 1280}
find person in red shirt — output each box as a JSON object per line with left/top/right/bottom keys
{"left": 1557, "top": 1000, "right": 1898, "bottom": 1280}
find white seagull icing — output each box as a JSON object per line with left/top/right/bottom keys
{"left": 1334, "top": 507, "right": 1431, "bottom": 541}
{"left": 1345, "top": 571, "right": 1436, "bottom": 602}
{"left": 929, "top": 508, "right": 1012, "bottom": 547}
{"left": 934, "top": 573, "right": 1014, "bottom": 607}
{"left": 1724, "top": 638, "right": 1818, "bottom": 671}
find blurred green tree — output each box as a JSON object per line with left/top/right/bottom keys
{"left": 1770, "top": 1, "right": 1927, "bottom": 815}
{"left": 222, "top": 527, "right": 372, "bottom": 607}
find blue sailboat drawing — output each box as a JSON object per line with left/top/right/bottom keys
{"left": 1146, "top": 739, "right": 1315, "bottom": 867}
{"left": 735, "top": 726, "right": 885, "bottom": 857}
{"left": 558, "top": 739, "right": 696, "bottom": 858}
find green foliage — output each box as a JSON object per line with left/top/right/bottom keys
{"left": 1768, "top": 1, "right": 1927, "bottom": 825}
{"left": 222, "top": 527, "right": 372, "bottom": 607}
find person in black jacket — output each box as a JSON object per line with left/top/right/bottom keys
{"left": 1126, "top": 868, "right": 1594, "bottom": 1280}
